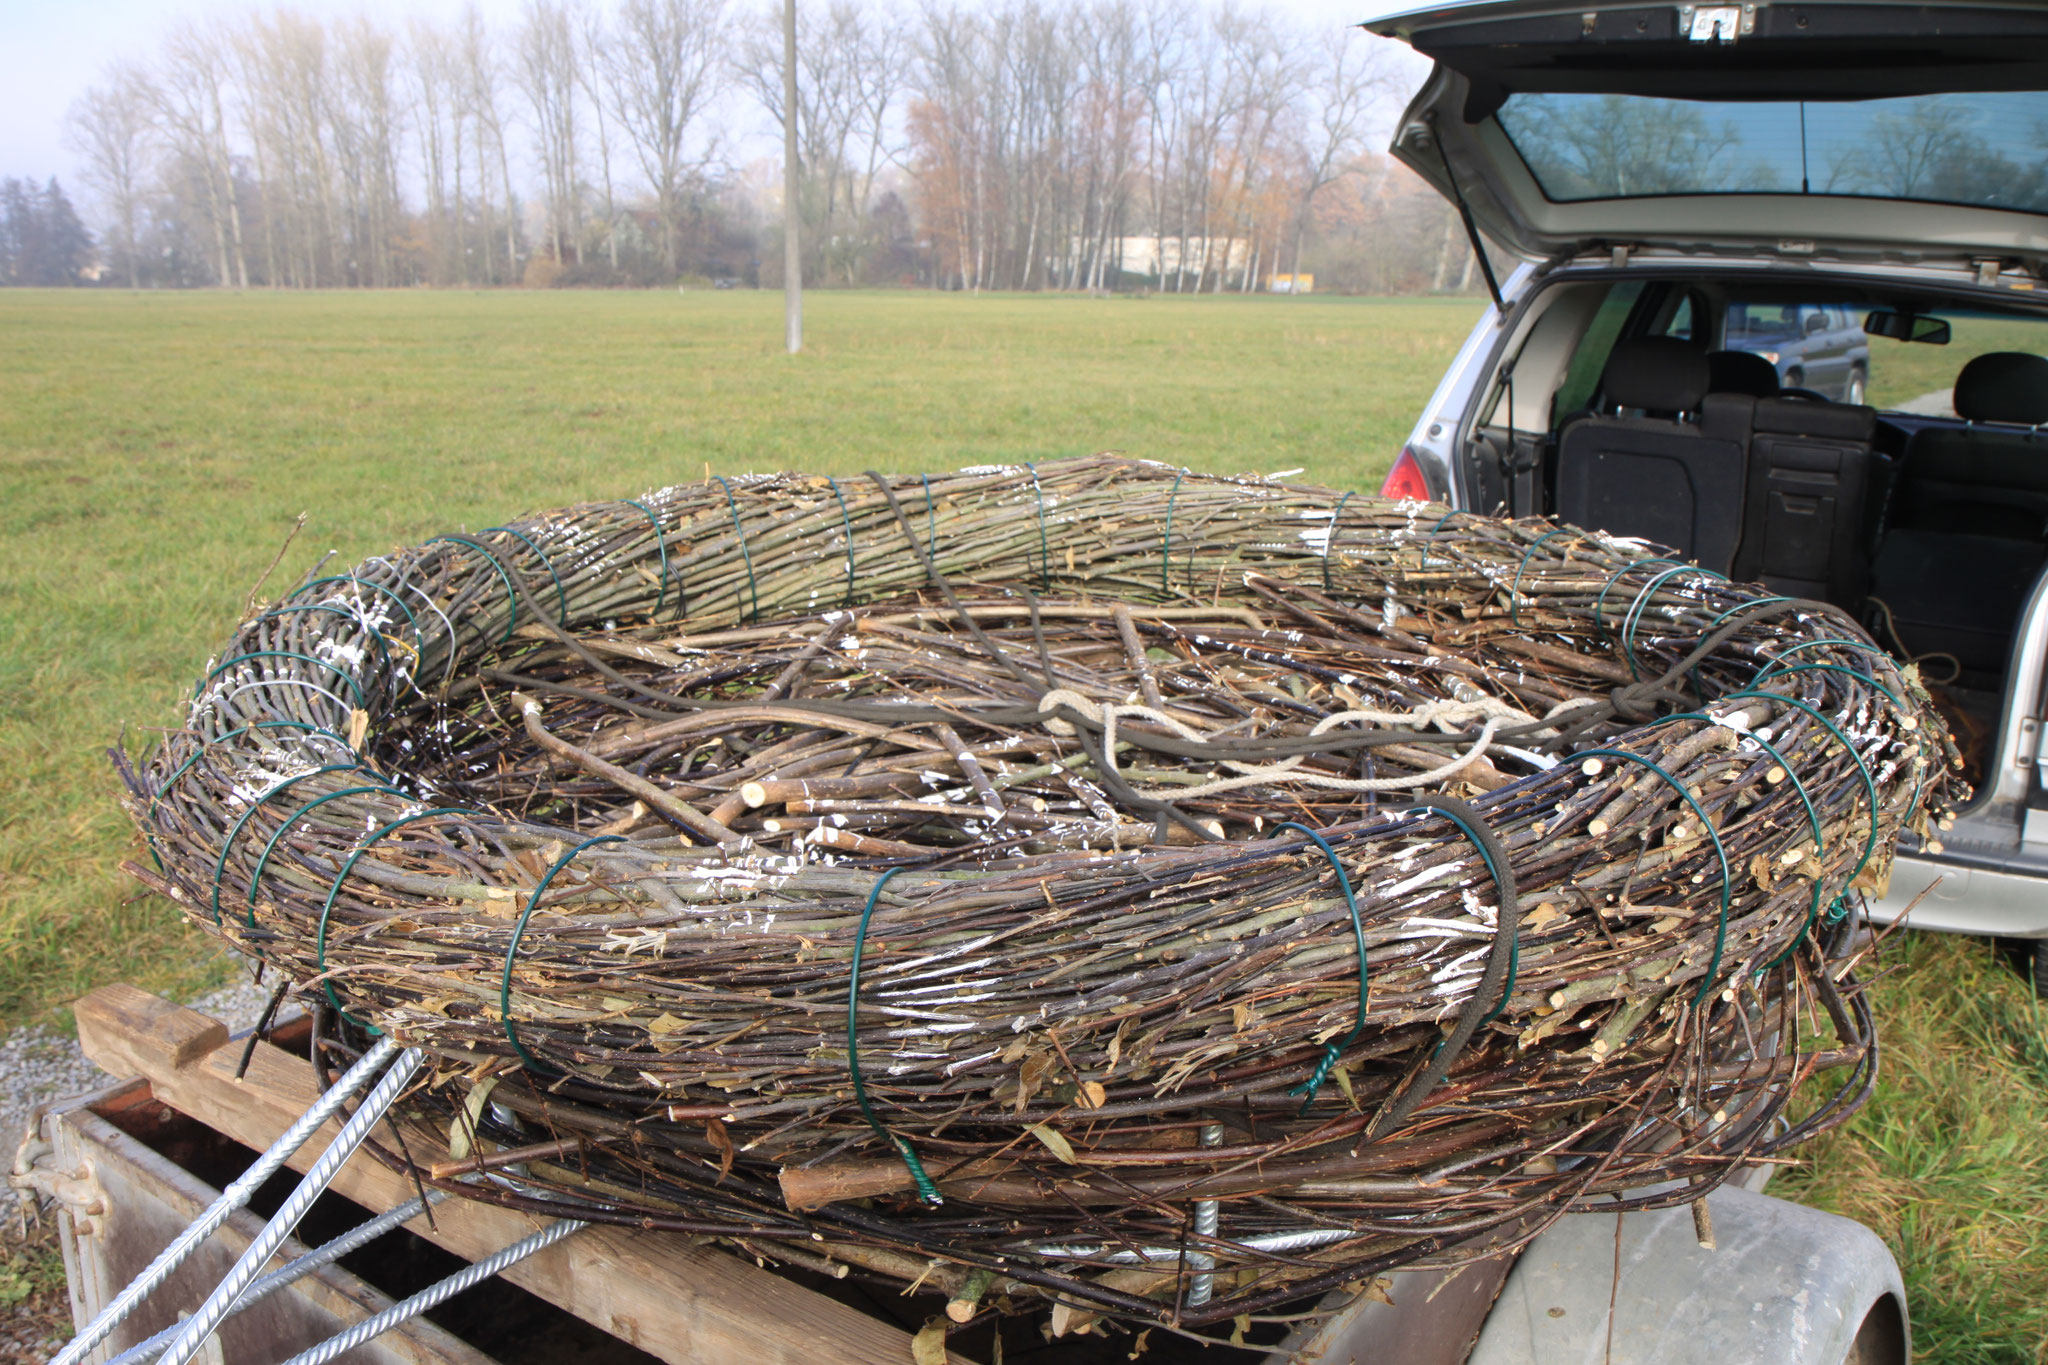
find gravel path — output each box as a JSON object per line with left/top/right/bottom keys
{"left": 2, "top": 970, "right": 285, "bottom": 1156}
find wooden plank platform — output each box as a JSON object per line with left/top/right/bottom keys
{"left": 46, "top": 1080, "right": 498, "bottom": 1365}
{"left": 75, "top": 984, "right": 947, "bottom": 1365}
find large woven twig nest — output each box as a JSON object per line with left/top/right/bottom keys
{"left": 122, "top": 457, "right": 1959, "bottom": 1334}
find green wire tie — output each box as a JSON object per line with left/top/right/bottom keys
{"left": 245, "top": 784, "right": 409, "bottom": 931}
{"left": 1508, "top": 525, "right": 1575, "bottom": 628}
{"left": 481, "top": 526, "right": 569, "bottom": 624}
{"left": 1592, "top": 558, "right": 1685, "bottom": 643}
{"left": 623, "top": 499, "right": 677, "bottom": 620}
{"left": 1403, "top": 799, "right": 1520, "bottom": 1026}
{"left": 426, "top": 535, "right": 521, "bottom": 645}
{"left": 145, "top": 721, "right": 356, "bottom": 872}
{"left": 1424, "top": 510, "right": 1466, "bottom": 539}
{"left": 1575, "top": 748, "right": 1734, "bottom": 1008}
{"left": 1274, "top": 822, "right": 1369, "bottom": 1114}
{"left": 1025, "top": 461, "right": 1052, "bottom": 591}
{"left": 1751, "top": 637, "right": 1892, "bottom": 682}
{"left": 921, "top": 473, "right": 938, "bottom": 550}
{"left": 1704, "top": 595, "right": 1798, "bottom": 635}
{"left": 1619, "top": 563, "right": 1729, "bottom": 682}
{"left": 316, "top": 807, "right": 471, "bottom": 1031}
{"left": 198, "top": 650, "right": 366, "bottom": 710}
{"left": 291, "top": 576, "right": 423, "bottom": 643}
{"left": 1162, "top": 468, "right": 1186, "bottom": 597}
{"left": 1648, "top": 713, "right": 1830, "bottom": 974}
{"left": 501, "top": 835, "right": 626, "bottom": 1071}
{"left": 712, "top": 475, "right": 761, "bottom": 624}
{"left": 1322, "top": 492, "right": 1354, "bottom": 593}
{"left": 209, "top": 763, "right": 387, "bottom": 927}
{"left": 849, "top": 868, "right": 942, "bottom": 1205}
{"left": 826, "top": 476, "right": 859, "bottom": 605}
{"left": 1724, "top": 689, "right": 1882, "bottom": 885}
{"left": 1750, "top": 661, "right": 1908, "bottom": 716}
{"left": 253, "top": 605, "right": 392, "bottom": 666}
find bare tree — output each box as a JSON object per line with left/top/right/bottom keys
{"left": 459, "top": 4, "right": 521, "bottom": 282}
{"left": 604, "top": 0, "right": 727, "bottom": 275}
{"left": 1287, "top": 28, "right": 1384, "bottom": 281}
{"left": 517, "top": 0, "right": 583, "bottom": 264}
{"left": 573, "top": 2, "right": 623, "bottom": 270}
{"left": 66, "top": 66, "right": 156, "bottom": 286}
{"left": 151, "top": 20, "right": 250, "bottom": 287}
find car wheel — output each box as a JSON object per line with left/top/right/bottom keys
{"left": 2033, "top": 940, "right": 2048, "bottom": 999}
{"left": 1847, "top": 369, "right": 1868, "bottom": 406}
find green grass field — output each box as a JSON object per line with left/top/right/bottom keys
{"left": 1, "top": 288, "right": 2044, "bottom": 1362}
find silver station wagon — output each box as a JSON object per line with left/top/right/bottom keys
{"left": 1368, "top": 0, "right": 2048, "bottom": 993}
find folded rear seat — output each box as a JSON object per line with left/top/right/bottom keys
{"left": 1731, "top": 398, "right": 1877, "bottom": 607}
{"left": 1556, "top": 337, "right": 1750, "bottom": 574}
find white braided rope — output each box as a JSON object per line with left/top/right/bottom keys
{"left": 1036, "top": 690, "right": 1598, "bottom": 799}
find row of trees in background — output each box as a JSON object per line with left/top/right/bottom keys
{"left": 51, "top": 0, "right": 1484, "bottom": 295}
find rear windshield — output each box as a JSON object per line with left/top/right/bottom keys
{"left": 1497, "top": 91, "right": 2048, "bottom": 213}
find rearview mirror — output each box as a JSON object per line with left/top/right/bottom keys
{"left": 1864, "top": 310, "right": 1952, "bottom": 345}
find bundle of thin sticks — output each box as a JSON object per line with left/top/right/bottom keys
{"left": 121, "top": 457, "right": 1962, "bottom": 1337}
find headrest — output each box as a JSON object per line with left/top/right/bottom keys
{"left": 1754, "top": 397, "right": 1876, "bottom": 441}
{"left": 1707, "top": 349, "right": 1781, "bottom": 397}
{"left": 1601, "top": 337, "right": 1709, "bottom": 414}
{"left": 1954, "top": 351, "right": 2048, "bottom": 425}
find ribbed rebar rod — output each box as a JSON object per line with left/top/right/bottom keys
{"left": 272, "top": 1219, "right": 585, "bottom": 1365}
{"left": 154, "top": 1045, "right": 428, "bottom": 1365}
{"left": 104, "top": 1194, "right": 441, "bottom": 1365}
{"left": 51, "top": 1036, "right": 403, "bottom": 1365}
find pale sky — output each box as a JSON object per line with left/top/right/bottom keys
{"left": 0, "top": 0, "right": 1424, "bottom": 200}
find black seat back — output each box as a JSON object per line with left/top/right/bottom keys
{"left": 1869, "top": 351, "right": 2048, "bottom": 678}
{"left": 1708, "top": 349, "right": 1781, "bottom": 398}
{"left": 1556, "top": 338, "right": 1748, "bottom": 573}
{"left": 1889, "top": 351, "right": 2048, "bottom": 537}
{"left": 1731, "top": 397, "right": 1876, "bottom": 605}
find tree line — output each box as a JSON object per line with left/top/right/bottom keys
{"left": 50, "top": 0, "right": 1482, "bottom": 294}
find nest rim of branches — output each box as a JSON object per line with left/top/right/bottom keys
{"left": 121, "top": 456, "right": 1960, "bottom": 1333}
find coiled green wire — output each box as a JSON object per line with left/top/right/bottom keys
{"left": 622, "top": 499, "right": 676, "bottom": 619}
{"left": 481, "top": 525, "right": 569, "bottom": 624}
{"left": 245, "top": 784, "right": 409, "bottom": 931}
{"left": 1619, "top": 564, "right": 1729, "bottom": 682}
{"left": 712, "top": 475, "right": 761, "bottom": 624}
{"left": 1274, "top": 822, "right": 1368, "bottom": 1113}
{"left": 426, "top": 534, "right": 521, "bottom": 645}
{"left": 1508, "top": 525, "right": 1575, "bottom": 628}
{"left": 848, "top": 868, "right": 942, "bottom": 1204}
{"left": 1592, "top": 557, "right": 1684, "bottom": 644}
{"left": 252, "top": 605, "right": 392, "bottom": 666}
{"left": 1025, "top": 462, "right": 1052, "bottom": 591}
{"left": 501, "top": 835, "right": 626, "bottom": 1070}
{"left": 826, "top": 476, "right": 859, "bottom": 605}
{"left": 198, "top": 651, "right": 366, "bottom": 710}
{"left": 1648, "top": 712, "right": 1830, "bottom": 973}
{"left": 209, "top": 763, "right": 389, "bottom": 927}
{"left": 1161, "top": 468, "right": 1186, "bottom": 596}
{"left": 316, "top": 807, "right": 471, "bottom": 1030}
{"left": 1574, "top": 748, "right": 1733, "bottom": 1008}
{"left": 145, "top": 721, "right": 356, "bottom": 871}
{"left": 290, "top": 576, "right": 422, "bottom": 643}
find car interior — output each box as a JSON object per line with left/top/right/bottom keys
{"left": 1465, "top": 276, "right": 2048, "bottom": 791}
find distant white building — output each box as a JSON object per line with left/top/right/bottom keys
{"left": 1071, "top": 236, "right": 1250, "bottom": 279}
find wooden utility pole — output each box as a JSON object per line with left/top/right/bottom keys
{"left": 782, "top": 0, "right": 801, "bottom": 354}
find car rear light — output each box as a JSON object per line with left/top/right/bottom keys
{"left": 1379, "top": 446, "right": 1431, "bottom": 502}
